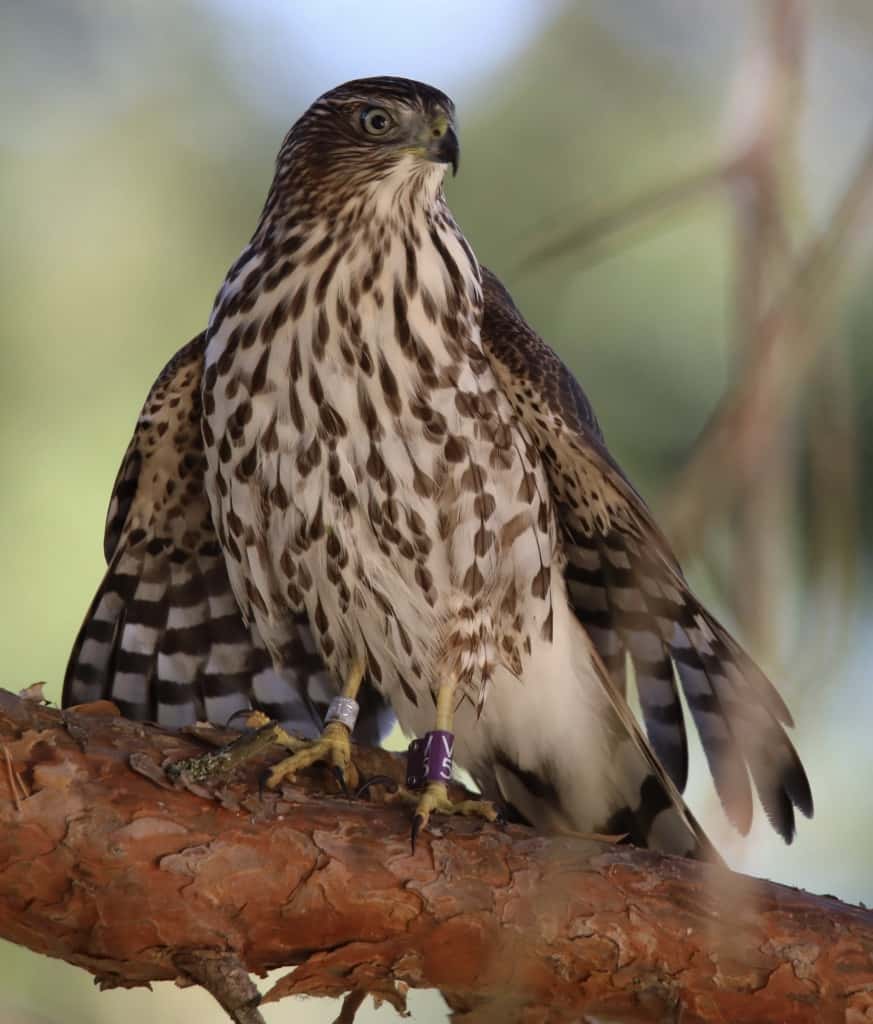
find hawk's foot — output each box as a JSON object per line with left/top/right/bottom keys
{"left": 265, "top": 720, "right": 358, "bottom": 791}
{"left": 409, "top": 781, "right": 499, "bottom": 849}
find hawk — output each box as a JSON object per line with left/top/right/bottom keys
{"left": 65, "top": 77, "right": 812, "bottom": 858}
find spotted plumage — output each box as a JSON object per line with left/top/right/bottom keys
{"left": 65, "top": 77, "right": 811, "bottom": 858}
{"left": 203, "top": 80, "right": 553, "bottom": 733}
{"left": 63, "top": 335, "right": 392, "bottom": 744}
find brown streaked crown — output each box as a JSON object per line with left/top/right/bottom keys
{"left": 265, "top": 76, "right": 457, "bottom": 219}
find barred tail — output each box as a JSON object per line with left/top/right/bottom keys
{"left": 63, "top": 533, "right": 329, "bottom": 734}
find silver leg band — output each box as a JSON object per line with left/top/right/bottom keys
{"left": 325, "top": 696, "right": 360, "bottom": 732}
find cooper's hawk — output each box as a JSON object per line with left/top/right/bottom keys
{"left": 66, "top": 77, "right": 812, "bottom": 857}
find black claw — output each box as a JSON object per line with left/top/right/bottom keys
{"left": 332, "top": 764, "right": 350, "bottom": 797}
{"left": 226, "top": 707, "right": 255, "bottom": 730}
{"left": 411, "top": 813, "right": 424, "bottom": 853}
{"left": 355, "top": 774, "right": 398, "bottom": 801}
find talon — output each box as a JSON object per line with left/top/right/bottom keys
{"left": 411, "top": 813, "right": 425, "bottom": 853}
{"left": 332, "top": 764, "right": 350, "bottom": 796}
{"left": 266, "top": 721, "right": 357, "bottom": 791}
{"left": 408, "top": 780, "right": 498, "bottom": 846}
{"left": 355, "top": 774, "right": 398, "bottom": 800}
{"left": 225, "top": 707, "right": 255, "bottom": 729}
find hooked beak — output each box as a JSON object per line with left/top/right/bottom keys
{"left": 423, "top": 116, "right": 459, "bottom": 176}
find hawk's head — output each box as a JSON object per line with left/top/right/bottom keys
{"left": 273, "top": 77, "right": 459, "bottom": 217}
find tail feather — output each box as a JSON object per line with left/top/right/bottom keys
{"left": 673, "top": 604, "right": 812, "bottom": 842}
{"left": 558, "top": 514, "right": 811, "bottom": 844}
{"left": 66, "top": 552, "right": 137, "bottom": 707}
{"left": 476, "top": 597, "right": 718, "bottom": 862}
{"left": 156, "top": 557, "right": 214, "bottom": 727}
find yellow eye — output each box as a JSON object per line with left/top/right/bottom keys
{"left": 361, "top": 107, "right": 393, "bottom": 136}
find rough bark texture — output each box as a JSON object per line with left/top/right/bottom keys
{"left": 0, "top": 689, "right": 870, "bottom": 1024}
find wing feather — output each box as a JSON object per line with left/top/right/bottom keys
{"left": 64, "top": 334, "right": 394, "bottom": 740}
{"left": 481, "top": 266, "right": 812, "bottom": 842}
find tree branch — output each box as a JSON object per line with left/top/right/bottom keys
{"left": 0, "top": 690, "right": 870, "bottom": 1024}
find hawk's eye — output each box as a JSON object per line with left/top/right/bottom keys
{"left": 361, "top": 107, "right": 393, "bottom": 136}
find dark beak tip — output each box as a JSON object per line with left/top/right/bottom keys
{"left": 427, "top": 123, "right": 459, "bottom": 176}
{"left": 444, "top": 126, "right": 460, "bottom": 177}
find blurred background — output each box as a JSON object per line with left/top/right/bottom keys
{"left": 2, "top": 0, "right": 872, "bottom": 1021}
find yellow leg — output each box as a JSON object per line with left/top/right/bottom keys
{"left": 410, "top": 674, "right": 499, "bottom": 845}
{"left": 266, "top": 657, "right": 365, "bottom": 791}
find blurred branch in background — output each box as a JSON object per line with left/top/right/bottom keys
{"left": 724, "top": 0, "right": 806, "bottom": 660}
{"left": 520, "top": 0, "right": 871, "bottom": 686}
{"left": 668, "top": 125, "right": 872, "bottom": 630}
{"left": 515, "top": 158, "right": 733, "bottom": 274}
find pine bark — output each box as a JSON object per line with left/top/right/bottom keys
{"left": 0, "top": 689, "right": 870, "bottom": 1024}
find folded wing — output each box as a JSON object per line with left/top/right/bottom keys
{"left": 64, "top": 334, "right": 393, "bottom": 743}
{"left": 481, "top": 267, "right": 812, "bottom": 842}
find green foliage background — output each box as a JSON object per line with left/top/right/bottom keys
{"left": 1, "top": 2, "right": 871, "bottom": 1021}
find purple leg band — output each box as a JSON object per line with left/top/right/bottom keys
{"left": 406, "top": 730, "right": 455, "bottom": 789}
